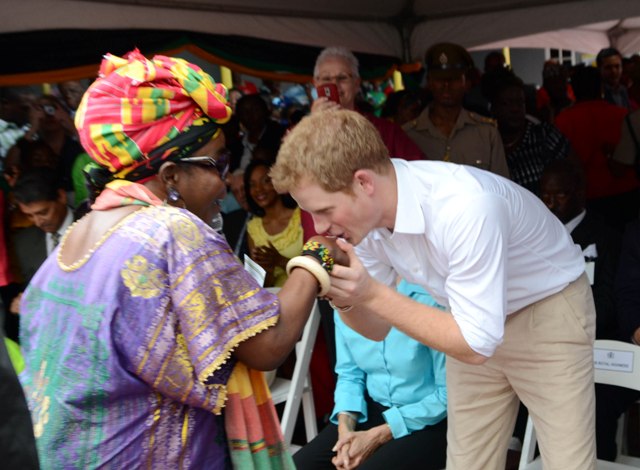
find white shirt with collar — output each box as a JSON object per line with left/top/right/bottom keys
{"left": 355, "top": 159, "right": 585, "bottom": 357}
{"left": 46, "top": 208, "right": 73, "bottom": 255}
{"left": 564, "top": 210, "right": 586, "bottom": 235}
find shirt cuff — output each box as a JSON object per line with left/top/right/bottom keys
{"left": 382, "top": 406, "right": 409, "bottom": 439}
{"left": 330, "top": 395, "right": 368, "bottom": 425}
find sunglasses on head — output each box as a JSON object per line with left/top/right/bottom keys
{"left": 181, "top": 149, "right": 231, "bottom": 179}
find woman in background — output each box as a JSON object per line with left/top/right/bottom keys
{"left": 245, "top": 158, "right": 302, "bottom": 287}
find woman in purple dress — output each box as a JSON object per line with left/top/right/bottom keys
{"left": 18, "top": 50, "right": 335, "bottom": 469}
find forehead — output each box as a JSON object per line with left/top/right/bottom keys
{"left": 61, "top": 82, "right": 84, "bottom": 93}
{"left": 540, "top": 173, "right": 571, "bottom": 192}
{"left": 289, "top": 177, "right": 351, "bottom": 212}
{"left": 602, "top": 55, "right": 622, "bottom": 66}
{"left": 198, "top": 133, "right": 225, "bottom": 155}
{"left": 249, "top": 164, "right": 269, "bottom": 179}
{"left": 316, "top": 57, "right": 352, "bottom": 75}
{"left": 18, "top": 199, "right": 58, "bottom": 214}
{"left": 39, "top": 96, "right": 59, "bottom": 106}
{"left": 497, "top": 86, "right": 525, "bottom": 101}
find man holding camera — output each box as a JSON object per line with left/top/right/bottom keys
{"left": 312, "top": 46, "right": 424, "bottom": 161}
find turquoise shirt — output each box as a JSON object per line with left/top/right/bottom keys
{"left": 331, "top": 280, "right": 447, "bottom": 439}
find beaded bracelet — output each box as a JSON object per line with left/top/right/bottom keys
{"left": 286, "top": 256, "right": 331, "bottom": 296}
{"left": 301, "top": 240, "right": 335, "bottom": 274}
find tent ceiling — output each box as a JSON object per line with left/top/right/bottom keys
{"left": 5, "top": 0, "right": 640, "bottom": 59}
{"left": 77, "top": 0, "right": 578, "bottom": 21}
{"left": 3, "top": 0, "right": 640, "bottom": 84}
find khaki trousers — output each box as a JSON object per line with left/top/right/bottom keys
{"left": 446, "top": 273, "right": 597, "bottom": 470}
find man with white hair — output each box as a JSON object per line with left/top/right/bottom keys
{"left": 312, "top": 46, "right": 424, "bottom": 161}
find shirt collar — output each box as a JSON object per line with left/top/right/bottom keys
{"left": 564, "top": 209, "right": 586, "bottom": 234}
{"left": 413, "top": 106, "right": 472, "bottom": 136}
{"left": 370, "top": 160, "right": 425, "bottom": 241}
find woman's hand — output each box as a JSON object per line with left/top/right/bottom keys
{"left": 307, "top": 235, "right": 349, "bottom": 267}
{"left": 251, "top": 242, "right": 287, "bottom": 271}
{"left": 332, "top": 425, "right": 392, "bottom": 469}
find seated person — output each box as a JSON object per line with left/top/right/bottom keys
{"left": 245, "top": 158, "right": 302, "bottom": 287}
{"left": 487, "top": 69, "right": 571, "bottom": 195}
{"left": 293, "top": 280, "right": 447, "bottom": 470}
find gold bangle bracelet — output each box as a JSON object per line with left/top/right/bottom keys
{"left": 286, "top": 256, "right": 331, "bottom": 297}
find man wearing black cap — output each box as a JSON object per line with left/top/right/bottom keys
{"left": 404, "top": 42, "right": 510, "bottom": 178}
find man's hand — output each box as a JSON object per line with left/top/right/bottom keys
{"left": 332, "top": 425, "right": 392, "bottom": 469}
{"left": 311, "top": 96, "right": 341, "bottom": 115}
{"left": 327, "top": 238, "right": 375, "bottom": 307}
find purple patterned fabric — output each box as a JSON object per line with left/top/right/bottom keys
{"left": 19, "top": 206, "right": 280, "bottom": 469}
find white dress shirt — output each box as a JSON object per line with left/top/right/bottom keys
{"left": 356, "top": 159, "right": 585, "bottom": 357}
{"left": 564, "top": 210, "right": 586, "bottom": 235}
{"left": 46, "top": 208, "right": 73, "bottom": 255}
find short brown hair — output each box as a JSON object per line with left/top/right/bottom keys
{"left": 270, "top": 110, "right": 390, "bottom": 193}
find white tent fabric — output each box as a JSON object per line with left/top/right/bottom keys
{"left": 471, "top": 18, "right": 640, "bottom": 55}
{"left": 5, "top": 0, "right": 640, "bottom": 60}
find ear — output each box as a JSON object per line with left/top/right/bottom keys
{"left": 353, "top": 169, "right": 376, "bottom": 196}
{"left": 56, "top": 188, "right": 67, "bottom": 205}
{"left": 157, "top": 161, "right": 180, "bottom": 187}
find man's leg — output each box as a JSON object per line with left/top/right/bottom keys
{"left": 446, "top": 356, "right": 520, "bottom": 470}
{"left": 505, "top": 274, "right": 596, "bottom": 470}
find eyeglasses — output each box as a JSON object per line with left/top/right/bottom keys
{"left": 316, "top": 74, "right": 353, "bottom": 85}
{"left": 181, "top": 149, "right": 231, "bottom": 179}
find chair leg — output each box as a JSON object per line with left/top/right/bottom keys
{"left": 616, "top": 411, "right": 627, "bottom": 457}
{"left": 301, "top": 376, "right": 318, "bottom": 442}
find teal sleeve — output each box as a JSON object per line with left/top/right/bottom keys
{"left": 330, "top": 312, "right": 368, "bottom": 425}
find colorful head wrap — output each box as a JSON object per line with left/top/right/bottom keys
{"left": 75, "top": 49, "right": 232, "bottom": 183}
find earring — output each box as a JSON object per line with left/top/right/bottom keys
{"left": 165, "top": 186, "right": 185, "bottom": 209}
{"left": 167, "top": 186, "right": 181, "bottom": 203}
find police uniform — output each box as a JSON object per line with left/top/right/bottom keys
{"left": 404, "top": 42, "right": 510, "bottom": 178}
{"left": 404, "top": 107, "right": 510, "bottom": 177}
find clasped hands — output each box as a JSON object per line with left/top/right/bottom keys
{"left": 331, "top": 425, "right": 393, "bottom": 470}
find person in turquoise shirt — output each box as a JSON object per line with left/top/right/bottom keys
{"left": 294, "top": 280, "right": 447, "bottom": 469}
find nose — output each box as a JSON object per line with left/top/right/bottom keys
{"left": 312, "top": 215, "right": 330, "bottom": 236}
{"left": 32, "top": 214, "right": 46, "bottom": 228}
{"left": 542, "top": 195, "right": 556, "bottom": 212}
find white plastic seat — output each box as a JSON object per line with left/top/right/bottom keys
{"left": 267, "top": 290, "right": 320, "bottom": 451}
{"left": 519, "top": 339, "right": 640, "bottom": 469}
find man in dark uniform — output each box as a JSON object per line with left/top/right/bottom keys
{"left": 404, "top": 42, "right": 510, "bottom": 178}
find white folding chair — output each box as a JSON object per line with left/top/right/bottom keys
{"left": 519, "top": 339, "right": 640, "bottom": 469}
{"left": 268, "top": 292, "right": 320, "bottom": 452}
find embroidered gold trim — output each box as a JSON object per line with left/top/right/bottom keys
{"left": 202, "top": 314, "right": 280, "bottom": 415}
{"left": 57, "top": 208, "right": 150, "bottom": 272}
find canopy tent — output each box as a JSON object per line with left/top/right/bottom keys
{"left": 470, "top": 17, "right": 640, "bottom": 55}
{"left": 3, "top": 0, "right": 640, "bottom": 85}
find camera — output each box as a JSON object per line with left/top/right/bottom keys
{"left": 42, "top": 104, "right": 56, "bottom": 116}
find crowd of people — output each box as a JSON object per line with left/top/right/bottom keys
{"left": 0, "top": 40, "right": 639, "bottom": 470}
